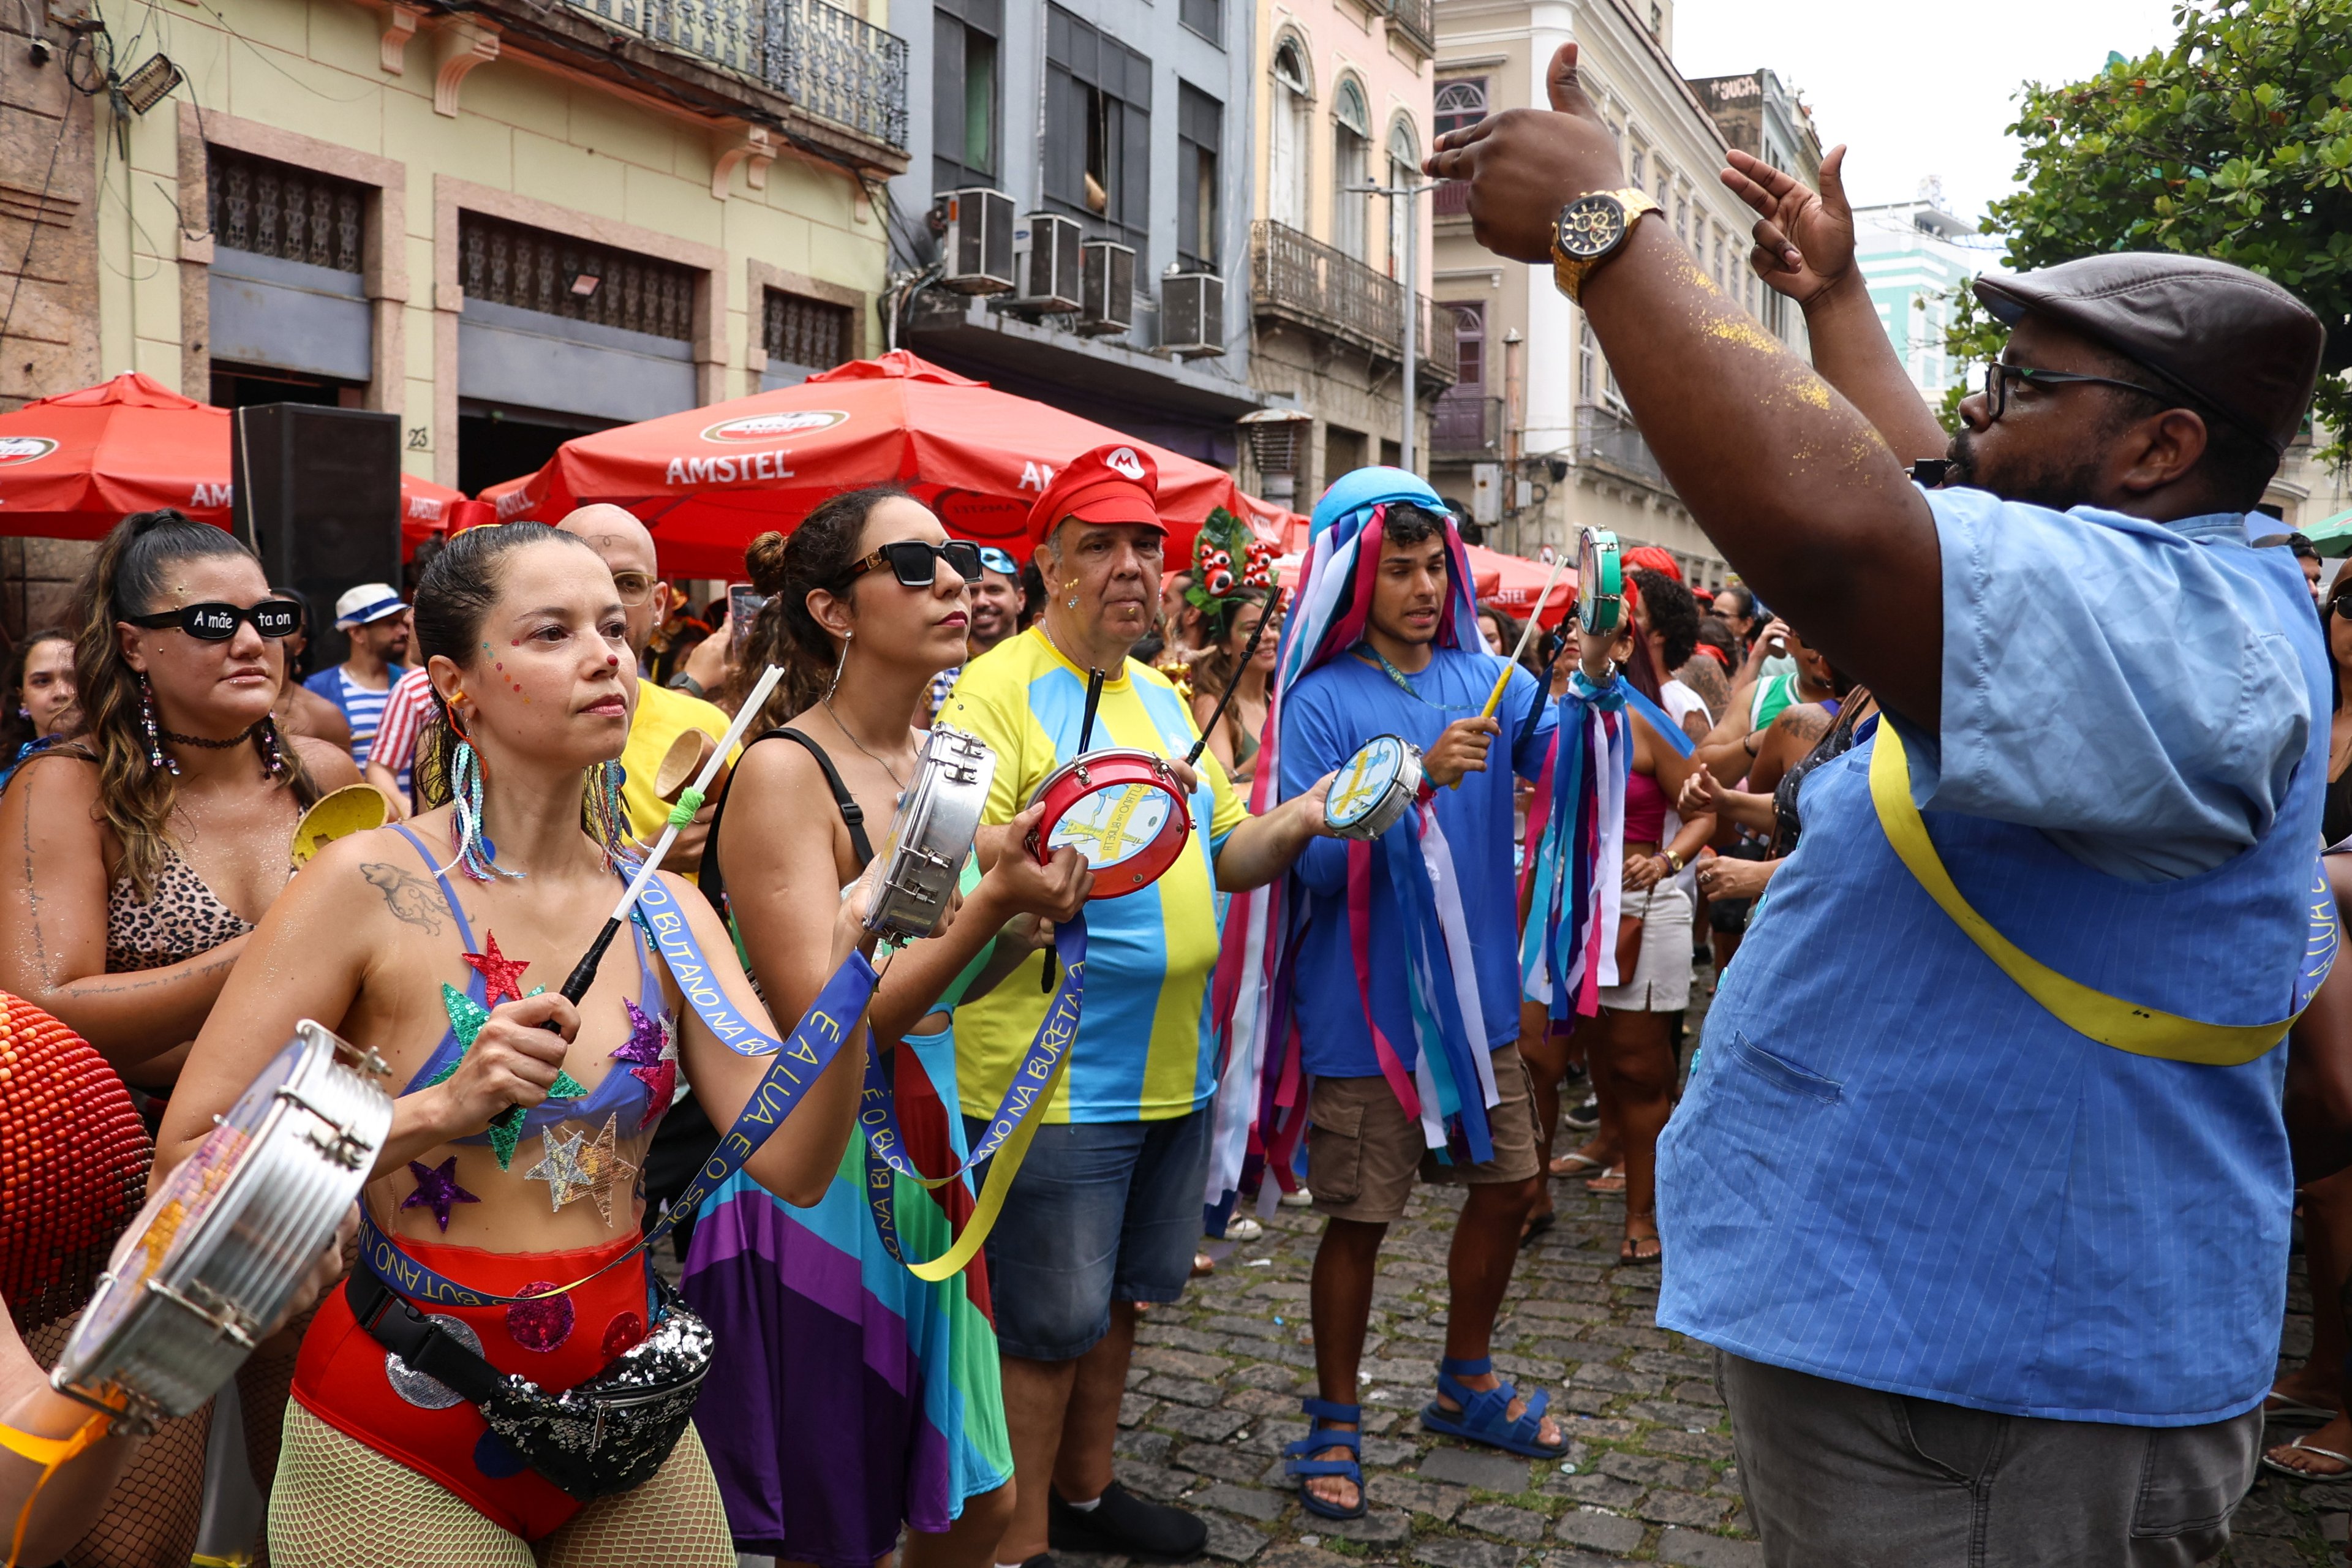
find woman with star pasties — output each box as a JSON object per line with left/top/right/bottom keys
{"left": 154, "top": 521, "right": 886, "bottom": 1567}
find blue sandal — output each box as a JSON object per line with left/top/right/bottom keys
{"left": 1420, "top": 1356, "right": 1569, "bottom": 1459}
{"left": 1283, "top": 1396, "right": 1370, "bottom": 1520}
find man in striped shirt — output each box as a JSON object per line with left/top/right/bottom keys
{"left": 304, "top": 583, "right": 410, "bottom": 782}
{"left": 364, "top": 665, "right": 433, "bottom": 814}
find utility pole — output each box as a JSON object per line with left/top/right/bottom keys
{"left": 1348, "top": 178, "right": 1432, "bottom": 473}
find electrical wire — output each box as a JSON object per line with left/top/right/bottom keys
{"left": 0, "top": 31, "right": 101, "bottom": 363}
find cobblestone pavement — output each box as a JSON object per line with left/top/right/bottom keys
{"left": 2236, "top": 1252, "right": 2345, "bottom": 1567}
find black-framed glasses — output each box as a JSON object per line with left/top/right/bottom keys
{"left": 841, "top": 540, "right": 984, "bottom": 589}
{"left": 126, "top": 598, "right": 304, "bottom": 641}
{"left": 977, "top": 546, "right": 1020, "bottom": 577}
{"left": 1982, "top": 362, "right": 2171, "bottom": 421}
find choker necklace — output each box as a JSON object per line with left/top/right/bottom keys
{"left": 159, "top": 722, "right": 262, "bottom": 749}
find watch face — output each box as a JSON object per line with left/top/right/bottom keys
{"left": 1556, "top": 194, "right": 1629, "bottom": 261}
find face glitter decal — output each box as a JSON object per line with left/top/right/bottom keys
{"left": 399, "top": 1156, "right": 480, "bottom": 1231}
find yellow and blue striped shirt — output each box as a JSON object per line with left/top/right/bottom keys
{"left": 940, "top": 628, "right": 1248, "bottom": 1124}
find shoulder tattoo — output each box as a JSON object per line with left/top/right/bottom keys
{"left": 360, "top": 861, "right": 448, "bottom": 935}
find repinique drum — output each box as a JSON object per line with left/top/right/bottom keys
{"left": 867, "top": 726, "right": 997, "bottom": 943}
{"left": 1578, "top": 528, "right": 1623, "bottom": 635}
{"left": 54, "top": 1020, "right": 392, "bottom": 1430}
{"left": 1026, "top": 748, "right": 1192, "bottom": 898}
{"left": 1324, "top": 734, "right": 1425, "bottom": 841}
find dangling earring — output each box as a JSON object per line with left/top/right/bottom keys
{"left": 137, "top": 673, "right": 177, "bottom": 776}
{"left": 254, "top": 713, "right": 288, "bottom": 780}
{"left": 584, "top": 758, "right": 637, "bottom": 873}
{"left": 440, "top": 701, "right": 520, "bottom": 884}
{"left": 826, "top": 628, "right": 853, "bottom": 699}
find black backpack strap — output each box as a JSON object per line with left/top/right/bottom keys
{"left": 698, "top": 726, "right": 875, "bottom": 913}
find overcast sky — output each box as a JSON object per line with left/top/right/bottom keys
{"left": 1672, "top": 0, "right": 2184, "bottom": 234}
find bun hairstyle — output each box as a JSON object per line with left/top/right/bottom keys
{"left": 739, "top": 484, "right": 913, "bottom": 730}
{"left": 64, "top": 510, "right": 315, "bottom": 897}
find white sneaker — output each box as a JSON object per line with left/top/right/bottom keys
{"left": 1222, "top": 1216, "right": 1264, "bottom": 1242}
{"left": 1278, "top": 1186, "right": 1316, "bottom": 1208}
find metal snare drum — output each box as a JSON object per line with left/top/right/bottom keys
{"left": 1577, "top": 527, "right": 1623, "bottom": 635}
{"left": 53, "top": 1020, "right": 392, "bottom": 1430}
{"left": 866, "top": 725, "right": 997, "bottom": 944}
{"left": 1324, "top": 734, "right": 1425, "bottom": 841}
{"left": 1025, "top": 748, "right": 1193, "bottom": 898}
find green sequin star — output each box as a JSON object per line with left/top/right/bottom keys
{"left": 427, "top": 982, "right": 587, "bottom": 1169}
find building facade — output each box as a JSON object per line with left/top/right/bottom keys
{"left": 1851, "top": 182, "right": 1981, "bottom": 401}
{"left": 1687, "top": 67, "right": 1819, "bottom": 350}
{"left": 1427, "top": 0, "right": 1807, "bottom": 584}
{"left": 1238, "top": 0, "right": 1449, "bottom": 508}
{"left": 885, "top": 0, "right": 1264, "bottom": 470}
{"left": 1, "top": 0, "right": 904, "bottom": 633}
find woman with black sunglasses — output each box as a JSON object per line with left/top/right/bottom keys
{"left": 0, "top": 508, "right": 358, "bottom": 1568}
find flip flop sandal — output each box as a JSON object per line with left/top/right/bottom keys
{"left": 1284, "top": 1397, "right": 1370, "bottom": 1520}
{"left": 1619, "top": 1232, "right": 1662, "bottom": 1267}
{"left": 1548, "top": 1152, "right": 1606, "bottom": 1177}
{"left": 1520, "top": 1213, "right": 1557, "bottom": 1250}
{"left": 2263, "top": 1391, "right": 2340, "bottom": 1425}
{"left": 1420, "top": 1356, "right": 1569, "bottom": 1460}
{"left": 2261, "top": 1436, "right": 2352, "bottom": 1481}
{"left": 1585, "top": 1166, "right": 1627, "bottom": 1193}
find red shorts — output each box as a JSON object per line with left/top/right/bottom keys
{"left": 290, "top": 1232, "right": 653, "bottom": 1540}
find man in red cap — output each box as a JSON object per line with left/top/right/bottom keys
{"left": 940, "top": 442, "right": 1337, "bottom": 1567}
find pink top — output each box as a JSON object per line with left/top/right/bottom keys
{"left": 1624, "top": 769, "right": 1670, "bottom": 846}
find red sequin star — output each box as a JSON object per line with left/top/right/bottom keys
{"left": 462, "top": 933, "right": 532, "bottom": 1007}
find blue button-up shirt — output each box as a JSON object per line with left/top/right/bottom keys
{"left": 1656, "top": 488, "right": 2327, "bottom": 1425}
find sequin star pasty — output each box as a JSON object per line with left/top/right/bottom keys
{"left": 572, "top": 1112, "right": 641, "bottom": 1226}
{"left": 462, "top": 933, "right": 532, "bottom": 1006}
{"left": 400, "top": 1156, "right": 480, "bottom": 1231}
{"left": 428, "top": 983, "right": 589, "bottom": 1170}
{"left": 522, "top": 1126, "right": 594, "bottom": 1213}
{"left": 610, "top": 998, "right": 679, "bottom": 1120}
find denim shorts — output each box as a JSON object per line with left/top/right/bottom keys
{"left": 965, "top": 1106, "right": 1213, "bottom": 1362}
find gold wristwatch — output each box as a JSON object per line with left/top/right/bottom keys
{"left": 1551, "top": 187, "right": 1662, "bottom": 302}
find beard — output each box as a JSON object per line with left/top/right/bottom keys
{"left": 1945, "top": 427, "right": 2105, "bottom": 513}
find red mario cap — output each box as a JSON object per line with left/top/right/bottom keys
{"left": 1027, "top": 442, "right": 1164, "bottom": 540}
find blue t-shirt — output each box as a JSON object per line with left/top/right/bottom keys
{"left": 1281, "top": 644, "right": 1553, "bottom": 1079}
{"left": 304, "top": 663, "right": 407, "bottom": 774}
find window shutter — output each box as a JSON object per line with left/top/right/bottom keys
{"left": 1044, "top": 66, "right": 1084, "bottom": 206}
{"left": 933, "top": 15, "right": 965, "bottom": 184}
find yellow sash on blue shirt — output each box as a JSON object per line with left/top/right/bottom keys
{"left": 1870, "top": 724, "right": 2336, "bottom": 1067}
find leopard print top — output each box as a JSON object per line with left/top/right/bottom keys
{"left": 106, "top": 845, "right": 254, "bottom": 973}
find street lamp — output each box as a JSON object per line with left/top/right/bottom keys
{"left": 1346, "top": 178, "right": 1433, "bottom": 474}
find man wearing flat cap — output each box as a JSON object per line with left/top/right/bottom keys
{"left": 1432, "top": 43, "right": 2333, "bottom": 1567}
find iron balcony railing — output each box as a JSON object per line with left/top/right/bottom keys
{"left": 1386, "top": 0, "right": 1433, "bottom": 53}
{"left": 1431, "top": 179, "right": 1469, "bottom": 219}
{"left": 560, "top": 0, "right": 908, "bottom": 148}
{"left": 1575, "top": 402, "right": 1668, "bottom": 492}
{"left": 1431, "top": 391, "right": 1501, "bottom": 458}
{"left": 1250, "top": 221, "right": 1457, "bottom": 382}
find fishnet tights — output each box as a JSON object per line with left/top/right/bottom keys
{"left": 268, "top": 1404, "right": 734, "bottom": 1567}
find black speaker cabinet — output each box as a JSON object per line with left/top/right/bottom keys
{"left": 232, "top": 405, "right": 402, "bottom": 669}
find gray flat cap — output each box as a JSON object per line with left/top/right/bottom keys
{"left": 1974, "top": 253, "right": 2324, "bottom": 453}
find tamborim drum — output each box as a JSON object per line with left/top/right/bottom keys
{"left": 867, "top": 726, "right": 997, "bottom": 943}
{"left": 53, "top": 1020, "right": 391, "bottom": 1430}
{"left": 1324, "top": 735, "right": 1425, "bottom": 841}
{"left": 1027, "top": 749, "right": 1192, "bottom": 898}
{"left": 1577, "top": 528, "right": 1623, "bottom": 635}
{"left": 289, "top": 783, "right": 388, "bottom": 870}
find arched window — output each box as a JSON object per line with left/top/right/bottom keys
{"left": 1432, "top": 78, "right": 1485, "bottom": 137}
{"left": 1268, "top": 37, "right": 1313, "bottom": 231}
{"left": 1332, "top": 77, "right": 1370, "bottom": 258}
{"left": 1385, "top": 118, "right": 1418, "bottom": 276}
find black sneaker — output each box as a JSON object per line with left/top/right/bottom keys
{"left": 1562, "top": 1095, "right": 1600, "bottom": 1132}
{"left": 1048, "top": 1482, "right": 1208, "bottom": 1559}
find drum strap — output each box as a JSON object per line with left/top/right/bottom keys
{"left": 2, "top": 1409, "right": 113, "bottom": 1568}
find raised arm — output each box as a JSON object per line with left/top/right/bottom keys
{"left": 1720, "top": 146, "right": 1950, "bottom": 464}
{"left": 1433, "top": 43, "right": 1943, "bottom": 727}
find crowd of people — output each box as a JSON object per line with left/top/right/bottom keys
{"left": 0, "top": 64, "right": 2345, "bottom": 1568}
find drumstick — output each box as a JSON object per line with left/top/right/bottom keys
{"left": 548, "top": 663, "right": 785, "bottom": 1009}
{"left": 1183, "top": 601, "right": 1278, "bottom": 768}
{"left": 1479, "top": 552, "right": 1572, "bottom": 721}
{"left": 1077, "top": 668, "right": 1106, "bottom": 755}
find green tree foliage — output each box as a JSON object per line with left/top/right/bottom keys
{"left": 1942, "top": 0, "right": 2352, "bottom": 459}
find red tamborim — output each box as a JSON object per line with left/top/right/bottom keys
{"left": 1025, "top": 748, "right": 1193, "bottom": 899}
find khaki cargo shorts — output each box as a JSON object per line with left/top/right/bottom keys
{"left": 1305, "top": 1043, "right": 1542, "bottom": 1224}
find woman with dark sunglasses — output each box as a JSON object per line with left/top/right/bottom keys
{"left": 0, "top": 509, "right": 358, "bottom": 1568}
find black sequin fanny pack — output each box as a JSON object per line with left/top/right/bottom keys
{"left": 347, "top": 1267, "right": 712, "bottom": 1501}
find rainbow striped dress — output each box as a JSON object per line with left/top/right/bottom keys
{"left": 682, "top": 1021, "right": 1011, "bottom": 1565}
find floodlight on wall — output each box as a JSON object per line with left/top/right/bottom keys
{"left": 118, "top": 53, "right": 183, "bottom": 114}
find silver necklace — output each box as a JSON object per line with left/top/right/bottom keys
{"left": 823, "top": 698, "right": 907, "bottom": 790}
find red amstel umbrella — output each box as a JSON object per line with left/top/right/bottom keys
{"left": 486, "top": 351, "right": 1262, "bottom": 578}
{"left": 0, "top": 372, "right": 457, "bottom": 557}
{"left": 1468, "top": 543, "right": 1575, "bottom": 628}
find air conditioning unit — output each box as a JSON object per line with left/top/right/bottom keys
{"left": 938, "top": 188, "right": 1016, "bottom": 294}
{"left": 1012, "top": 212, "right": 1084, "bottom": 313}
{"left": 1160, "top": 271, "right": 1224, "bottom": 358}
{"left": 1077, "top": 239, "right": 1136, "bottom": 336}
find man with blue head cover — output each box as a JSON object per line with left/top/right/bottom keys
{"left": 1221, "top": 467, "right": 1566, "bottom": 1517}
